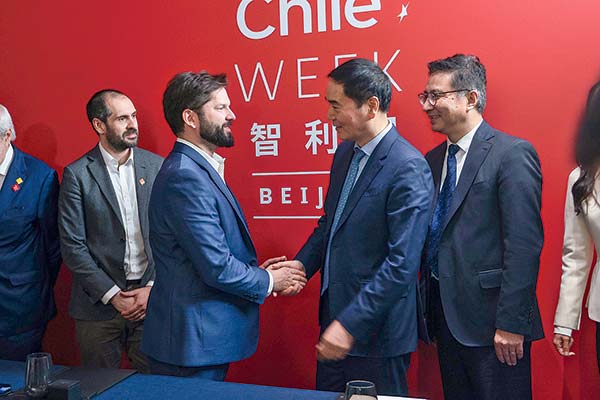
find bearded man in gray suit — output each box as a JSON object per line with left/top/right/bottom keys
{"left": 59, "top": 90, "right": 163, "bottom": 372}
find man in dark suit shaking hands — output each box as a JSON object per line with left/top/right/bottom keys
{"left": 420, "top": 54, "right": 544, "bottom": 400}
{"left": 272, "top": 59, "right": 434, "bottom": 396}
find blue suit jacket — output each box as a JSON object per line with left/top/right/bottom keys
{"left": 142, "top": 142, "right": 270, "bottom": 367}
{"left": 421, "top": 121, "right": 544, "bottom": 346}
{"left": 297, "top": 126, "right": 434, "bottom": 357}
{"left": 0, "top": 146, "right": 60, "bottom": 336}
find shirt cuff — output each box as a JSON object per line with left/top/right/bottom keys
{"left": 147, "top": 280, "right": 154, "bottom": 287}
{"left": 266, "top": 270, "right": 274, "bottom": 296}
{"left": 554, "top": 326, "right": 573, "bottom": 337}
{"left": 101, "top": 285, "right": 121, "bottom": 305}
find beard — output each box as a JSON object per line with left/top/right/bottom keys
{"left": 105, "top": 127, "right": 138, "bottom": 152}
{"left": 199, "top": 114, "right": 234, "bottom": 148}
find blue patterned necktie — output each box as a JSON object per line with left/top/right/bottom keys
{"left": 426, "top": 144, "right": 460, "bottom": 279}
{"left": 322, "top": 148, "right": 366, "bottom": 295}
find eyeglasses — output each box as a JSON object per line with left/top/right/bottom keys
{"left": 417, "top": 89, "right": 471, "bottom": 106}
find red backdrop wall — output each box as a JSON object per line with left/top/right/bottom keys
{"left": 2, "top": 1, "right": 600, "bottom": 399}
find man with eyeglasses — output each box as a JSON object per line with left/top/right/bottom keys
{"left": 418, "top": 54, "right": 544, "bottom": 399}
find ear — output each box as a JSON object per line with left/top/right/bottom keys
{"left": 92, "top": 118, "right": 105, "bottom": 135}
{"left": 183, "top": 109, "right": 198, "bottom": 130}
{"left": 366, "top": 96, "right": 380, "bottom": 118}
{"left": 1, "top": 129, "right": 11, "bottom": 142}
{"left": 466, "top": 90, "right": 479, "bottom": 111}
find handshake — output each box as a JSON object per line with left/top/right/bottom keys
{"left": 259, "top": 256, "right": 307, "bottom": 297}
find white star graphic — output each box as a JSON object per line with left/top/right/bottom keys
{"left": 398, "top": 3, "right": 409, "bottom": 22}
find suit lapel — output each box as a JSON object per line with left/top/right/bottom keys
{"left": 86, "top": 146, "right": 124, "bottom": 227}
{"left": 325, "top": 144, "right": 354, "bottom": 234}
{"left": 442, "top": 121, "right": 494, "bottom": 232}
{"left": 134, "top": 150, "right": 151, "bottom": 237}
{"left": 0, "top": 146, "right": 27, "bottom": 211}
{"left": 332, "top": 129, "right": 395, "bottom": 236}
{"left": 173, "top": 142, "right": 255, "bottom": 250}
{"left": 427, "top": 143, "right": 446, "bottom": 206}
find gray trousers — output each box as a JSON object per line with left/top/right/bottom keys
{"left": 75, "top": 314, "right": 149, "bottom": 373}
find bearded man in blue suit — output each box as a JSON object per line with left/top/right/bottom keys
{"left": 272, "top": 59, "right": 434, "bottom": 396}
{"left": 0, "top": 104, "right": 61, "bottom": 361}
{"left": 141, "top": 71, "right": 306, "bottom": 379}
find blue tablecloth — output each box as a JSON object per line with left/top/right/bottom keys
{"left": 98, "top": 374, "right": 338, "bottom": 400}
{"left": 0, "top": 360, "right": 27, "bottom": 390}
{"left": 0, "top": 360, "right": 338, "bottom": 400}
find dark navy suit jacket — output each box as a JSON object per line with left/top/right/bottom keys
{"left": 297, "top": 126, "right": 434, "bottom": 357}
{"left": 142, "top": 142, "right": 270, "bottom": 367}
{"left": 0, "top": 146, "right": 60, "bottom": 336}
{"left": 422, "top": 121, "right": 544, "bottom": 346}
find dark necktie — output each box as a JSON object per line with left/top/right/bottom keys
{"left": 426, "top": 144, "right": 460, "bottom": 279}
{"left": 322, "top": 148, "right": 366, "bottom": 295}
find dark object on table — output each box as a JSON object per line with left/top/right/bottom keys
{"left": 48, "top": 379, "right": 81, "bottom": 400}
{"left": 52, "top": 368, "right": 134, "bottom": 399}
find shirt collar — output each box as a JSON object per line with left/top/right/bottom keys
{"left": 0, "top": 144, "right": 14, "bottom": 176}
{"left": 355, "top": 121, "right": 393, "bottom": 156}
{"left": 98, "top": 142, "right": 134, "bottom": 171}
{"left": 176, "top": 138, "right": 225, "bottom": 176}
{"left": 446, "top": 120, "right": 483, "bottom": 154}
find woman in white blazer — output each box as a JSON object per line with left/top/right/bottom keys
{"left": 553, "top": 81, "right": 600, "bottom": 372}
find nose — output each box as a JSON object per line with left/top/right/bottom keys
{"left": 327, "top": 106, "right": 335, "bottom": 121}
{"left": 127, "top": 116, "right": 138, "bottom": 129}
{"left": 421, "top": 100, "right": 434, "bottom": 112}
{"left": 227, "top": 107, "right": 236, "bottom": 121}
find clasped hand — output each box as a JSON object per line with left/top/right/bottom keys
{"left": 260, "top": 257, "right": 307, "bottom": 296}
{"left": 110, "top": 286, "right": 151, "bottom": 322}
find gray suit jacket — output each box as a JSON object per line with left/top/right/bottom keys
{"left": 58, "top": 145, "right": 163, "bottom": 321}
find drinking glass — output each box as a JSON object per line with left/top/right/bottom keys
{"left": 25, "top": 352, "right": 53, "bottom": 398}
{"left": 345, "top": 380, "right": 377, "bottom": 400}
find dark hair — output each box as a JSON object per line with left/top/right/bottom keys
{"left": 163, "top": 71, "right": 228, "bottom": 135}
{"left": 328, "top": 58, "right": 392, "bottom": 112}
{"left": 428, "top": 54, "right": 487, "bottom": 113}
{"left": 572, "top": 81, "right": 600, "bottom": 214}
{"left": 86, "top": 89, "right": 127, "bottom": 134}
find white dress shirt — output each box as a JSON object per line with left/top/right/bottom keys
{"left": 0, "top": 144, "right": 14, "bottom": 191}
{"left": 177, "top": 138, "right": 226, "bottom": 181}
{"left": 439, "top": 120, "right": 482, "bottom": 190}
{"left": 176, "top": 138, "right": 274, "bottom": 294}
{"left": 98, "top": 143, "right": 151, "bottom": 304}
{"left": 353, "top": 121, "right": 393, "bottom": 186}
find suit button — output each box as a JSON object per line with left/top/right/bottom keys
{"left": 120, "top": 237, "right": 125, "bottom": 242}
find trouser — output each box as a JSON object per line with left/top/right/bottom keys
{"left": 0, "top": 325, "right": 46, "bottom": 361}
{"left": 431, "top": 279, "right": 532, "bottom": 400}
{"left": 75, "top": 280, "right": 149, "bottom": 373}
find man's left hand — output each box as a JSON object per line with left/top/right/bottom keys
{"left": 120, "top": 286, "right": 152, "bottom": 321}
{"left": 494, "top": 328, "right": 524, "bottom": 366}
{"left": 316, "top": 320, "right": 354, "bottom": 361}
